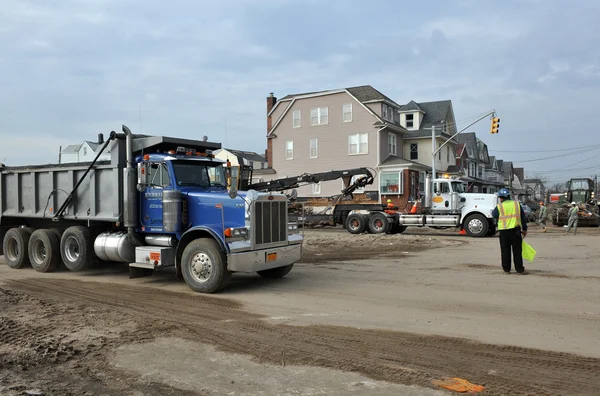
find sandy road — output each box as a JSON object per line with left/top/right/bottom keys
{"left": 1, "top": 227, "right": 600, "bottom": 395}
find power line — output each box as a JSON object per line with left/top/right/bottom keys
{"left": 490, "top": 143, "right": 600, "bottom": 154}
{"left": 512, "top": 146, "right": 600, "bottom": 164}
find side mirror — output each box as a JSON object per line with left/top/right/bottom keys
{"left": 137, "top": 162, "right": 149, "bottom": 191}
{"left": 228, "top": 166, "right": 239, "bottom": 199}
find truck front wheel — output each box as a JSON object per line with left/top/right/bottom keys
{"left": 464, "top": 214, "right": 489, "bottom": 237}
{"left": 181, "top": 238, "right": 231, "bottom": 293}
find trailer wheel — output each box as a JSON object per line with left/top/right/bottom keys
{"left": 2, "top": 228, "right": 32, "bottom": 269}
{"left": 464, "top": 214, "right": 489, "bottom": 237}
{"left": 28, "top": 229, "right": 60, "bottom": 273}
{"left": 345, "top": 213, "right": 366, "bottom": 234}
{"left": 368, "top": 213, "right": 391, "bottom": 234}
{"left": 60, "top": 226, "right": 93, "bottom": 271}
{"left": 257, "top": 264, "right": 294, "bottom": 279}
{"left": 181, "top": 238, "right": 231, "bottom": 293}
{"left": 389, "top": 223, "right": 407, "bottom": 234}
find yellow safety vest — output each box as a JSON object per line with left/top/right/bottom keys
{"left": 497, "top": 200, "right": 522, "bottom": 230}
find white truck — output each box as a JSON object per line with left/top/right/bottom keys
{"left": 266, "top": 170, "right": 500, "bottom": 238}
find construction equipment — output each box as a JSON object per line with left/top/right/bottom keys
{"left": 1, "top": 126, "right": 302, "bottom": 294}
{"left": 244, "top": 169, "right": 499, "bottom": 237}
{"left": 551, "top": 178, "right": 600, "bottom": 227}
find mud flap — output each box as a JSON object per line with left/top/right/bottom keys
{"left": 129, "top": 266, "right": 154, "bottom": 279}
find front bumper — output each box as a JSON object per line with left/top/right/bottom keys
{"left": 227, "top": 242, "right": 302, "bottom": 273}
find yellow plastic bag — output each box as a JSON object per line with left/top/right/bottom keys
{"left": 432, "top": 377, "right": 485, "bottom": 393}
{"left": 522, "top": 240, "right": 536, "bottom": 262}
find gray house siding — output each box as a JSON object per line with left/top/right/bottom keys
{"left": 270, "top": 91, "right": 381, "bottom": 197}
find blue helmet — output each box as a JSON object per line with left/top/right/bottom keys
{"left": 497, "top": 188, "right": 511, "bottom": 198}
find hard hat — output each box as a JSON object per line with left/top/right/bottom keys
{"left": 572, "top": 201, "right": 577, "bottom": 205}
{"left": 387, "top": 199, "right": 392, "bottom": 203}
{"left": 497, "top": 188, "right": 511, "bottom": 198}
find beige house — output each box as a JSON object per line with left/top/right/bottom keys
{"left": 265, "top": 86, "right": 431, "bottom": 208}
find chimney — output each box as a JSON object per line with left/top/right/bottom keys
{"left": 97, "top": 133, "right": 104, "bottom": 144}
{"left": 266, "top": 92, "right": 277, "bottom": 168}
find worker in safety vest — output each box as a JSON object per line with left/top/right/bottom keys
{"left": 565, "top": 202, "right": 579, "bottom": 235}
{"left": 385, "top": 199, "right": 396, "bottom": 214}
{"left": 491, "top": 188, "right": 529, "bottom": 275}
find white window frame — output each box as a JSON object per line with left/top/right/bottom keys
{"left": 343, "top": 103, "right": 352, "bottom": 122}
{"left": 380, "top": 171, "right": 404, "bottom": 195}
{"left": 310, "top": 107, "right": 328, "bottom": 126}
{"left": 310, "top": 137, "right": 318, "bottom": 159}
{"left": 348, "top": 133, "right": 368, "bottom": 155}
{"left": 312, "top": 182, "right": 321, "bottom": 195}
{"left": 285, "top": 140, "right": 293, "bottom": 160}
{"left": 388, "top": 133, "right": 397, "bottom": 156}
{"left": 292, "top": 109, "right": 301, "bottom": 128}
{"left": 406, "top": 113, "right": 414, "bottom": 129}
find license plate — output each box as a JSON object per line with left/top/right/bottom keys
{"left": 267, "top": 253, "right": 277, "bottom": 262}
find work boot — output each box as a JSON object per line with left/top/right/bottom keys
{"left": 517, "top": 270, "right": 529, "bottom": 275}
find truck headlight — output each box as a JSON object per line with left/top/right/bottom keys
{"left": 288, "top": 222, "right": 299, "bottom": 234}
{"left": 224, "top": 227, "right": 249, "bottom": 240}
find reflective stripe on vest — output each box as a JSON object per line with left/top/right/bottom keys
{"left": 497, "top": 200, "right": 521, "bottom": 230}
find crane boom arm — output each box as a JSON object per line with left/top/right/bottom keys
{"left": 247, "top": 167, "right": 375, "bottom": 192}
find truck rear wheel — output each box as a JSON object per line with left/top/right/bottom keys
{"left": 3, "top": 228, "right": 32, "bottom": 269}
{"left": 257, "top": 264, "right": 294, "bottom": 279}
{"left": 181, "top": 238, "right": 231, "bottom": 293}
{"left": 388, "top": 223, "right": 407, "bottom": 234}
{"left": 345, "top": 213, "right": 366, "bottom": 234}
{"left": 368, "top": 213, "right": 390, "bottom": 234}
{"left": 60, "top": 226, "right": 93, "bottom": 271}
{"left": 464, "top": 214, "right": 489, "bottom": 237}
{"left": 28, "top": 229, "right": 60, "bottom": 273}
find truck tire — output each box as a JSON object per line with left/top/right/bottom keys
{"left": 345, "top": 213, "right": 366, "bottom": 234}
{"left": 28, "top": 229, "right": 60, "bottom": 273}
{"left": 257, "top": 264, "right": 294, "bottom": 279}
{"left": 388, "top": 223, "right": 407, "bottom": 234}
{"left": 2, "top": 228, "right": 32, "bottom": 269}
{"left": 60, "top": 226, "right": 93, "bottom": 271}
{"left": 181, "top": 238, "right": 231, "bottom": 293}
{"left": 368, "top": 213, "right": 390, "bottom": 234}
{"left": 464, "top": 214, "right": 489, "bottom": 237}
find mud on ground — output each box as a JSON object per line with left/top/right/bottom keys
{"left": 1, "top": 278, "right": 599, "bottom": 396}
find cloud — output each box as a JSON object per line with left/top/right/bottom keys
{"left": 1, "top": 0, "right": 600, "bottom": 185}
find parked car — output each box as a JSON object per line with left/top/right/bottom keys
{"left": 522, "top": 204, "right": 536, "bottom": 222}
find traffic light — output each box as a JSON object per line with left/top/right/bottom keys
{"left": 490, "top": 117, "right": 500, "bottom": 134}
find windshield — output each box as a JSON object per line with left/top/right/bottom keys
{"left": 570, "top": 180, "right": 590, "bottom": 190}
{"left": 451, "top": 181, "right": 466, "bottom": 193}
{"left": 171, "top": 161, "right": 227, "bottom": 188}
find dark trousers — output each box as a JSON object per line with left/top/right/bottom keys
{"left": 498, "top": 226, "right": 525, "bottom": 273}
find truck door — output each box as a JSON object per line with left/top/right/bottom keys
{"left": 432, "top": 181, "right": 452, "bottom": 211}
{"left": 140, "top": 162, "right": 171, "bottom": 232}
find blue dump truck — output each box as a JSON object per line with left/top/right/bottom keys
{"left": 0, "top": 125, "right": 303, "bottom": 293}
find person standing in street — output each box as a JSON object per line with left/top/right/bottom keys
{"left": 492, "top": 188, "right": 529, "bottom": 275}
{"left": 537, "top": 201, "right": 548, "bottom": 232}
{"left": 565, "top": 202, "right": 579, "bottom": 235}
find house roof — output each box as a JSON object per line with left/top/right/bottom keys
{"left": 486, "top": 155, "right": 496, "bottom": 169}
{"left": 83, "top": 141, "right": 100, "bottom": 151}
{"left": 457, "top": 132, "right": 477, "bottom": 159}
{"left": 401, "top": 100, "right": 454, "bottom": 139}
{"left": 220, "top": 148, "right": 266, "bottom": 163}
{"left": 61, "top": 144, "right": 81, "bottom": 153}
{"left": 379, "top": 156, "right": 430, "bottom": 170}
{"left": 513, "top": 167, "right": 525, "bottom": 183}
{"left": 455, "top": 143, "right": 466, "bottom": 157}
{"left": 496, "top": 159, "right": 504, "bottom": 170}
{"left": 446, "top": 165, "right": 463, "bottom": 174}
{"left": 399, "top": 100, "right": 423, "bottom": 112}
{"left": 280, "top": 85, "right": 401, "bottom": 107}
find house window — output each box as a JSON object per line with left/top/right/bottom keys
{"left": 382, "top": 104, "right": 395, "bottom": 122}
{"left": 348, "top": 133, "right": 368, "bottom": 155}
{"left": 410, "top": 143, "right": 418, "bottom": 160}
{"left": 406, "top": 113, "right": 414, "bottom": 128}
{"left": 310, "top": 138, "right": 318, "bottom": 158}
{"left": 292, "top": 110, "right": 301, "bottom": 128}
{"left": 343, "top": 103, "right": 352, "bottom": 122}
{"left": 83, "top": 147, "right": 88, "bottom": 156}
{"left": 381, "top": 171, "right": 403, "bottom": 194}
{"left": 310, "top": 107, "right": 328, "bottom": 125}
{"left": 285, "top": 140, "right": 293, "bottom": 160}
{"left": 312, "top": 182, "right": 321, "bottom": 195}
{"left": 388, "top": 133, "right": 397, "bottom": 156}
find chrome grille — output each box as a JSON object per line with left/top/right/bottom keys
{"left": 254, "top": 200, "right": 287, "bottom": 245}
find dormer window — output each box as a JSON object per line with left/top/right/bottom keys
{"left": 382, "top": 104, "right": 395, "bottom": 122}
{"left": 406, "top": 113, "right": 414, "bottom": 128}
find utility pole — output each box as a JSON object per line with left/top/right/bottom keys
{"left": 431, "top": 125, "right": 436, "bottom": 179}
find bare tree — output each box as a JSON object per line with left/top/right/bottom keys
{"left": 549, "top": 182, "right": 567, "bottom": 193}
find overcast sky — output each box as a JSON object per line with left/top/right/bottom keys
{"left": 1, "top": 0, "right": 599, "bottom": 184}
